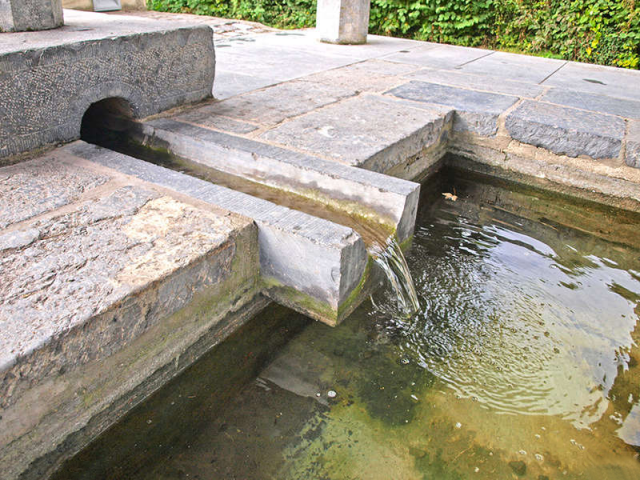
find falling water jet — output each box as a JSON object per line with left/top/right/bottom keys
{"left": 370, "top": 237, "right": 420, "bottom": 315}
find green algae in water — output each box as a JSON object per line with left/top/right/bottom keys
{"left": 56, "top": 169, "right": 640, "bottom": 480}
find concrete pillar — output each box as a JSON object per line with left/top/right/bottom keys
{"left": 0, "top": 0, "right": 64, "bottom": 32}
{"left": 316, "top": 0, "right": 370, "bottom": 45}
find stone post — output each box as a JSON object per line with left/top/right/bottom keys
{"left": 0, "top": 0, "right": 64, "bottom": 32}
{"left": 316, "top": 0, "right": 370, "bottom": 45}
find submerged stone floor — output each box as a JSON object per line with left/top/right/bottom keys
{"left": 2, "top": 9, "right": 640, "bottom": 480}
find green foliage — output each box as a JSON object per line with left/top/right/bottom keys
{"left": 148, "top": 0, "right": 640, "bottom": 69}
{"left": 147, "top": 0, "right": 316, "bottom": 29}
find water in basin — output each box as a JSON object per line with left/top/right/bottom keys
{"left": 55, "top": 168, "right": 640, "bottom": 480}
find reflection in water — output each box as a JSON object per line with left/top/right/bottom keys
{"left": 55, "top": 169, "right": 640, "bottom": 480}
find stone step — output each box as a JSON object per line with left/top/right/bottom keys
{"left": 68, "top": 141, "right": 370, "bottom": 326}
{"left": 135, "top": 117, "right": 421, "bottom": 244}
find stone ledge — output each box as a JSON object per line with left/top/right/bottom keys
{"left": 505, "top": 100, "right": 626, "bottom": 160}
{"left": 68, "top": 142, "right": 370, "bottom": 326}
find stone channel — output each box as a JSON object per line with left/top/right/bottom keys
{"left": 1, "top": 4, "right": 640, "bottom": 480}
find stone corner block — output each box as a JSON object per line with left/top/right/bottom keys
{"left": 0, "top": 0, "right": 63, "bottom": 32}
{"left": 386, "top": 81, "right": 517, "bottom": 137}
{"left": 505, "top": 100, "right": 625, "bottom": 160}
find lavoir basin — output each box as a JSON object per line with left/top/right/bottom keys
{"left": 53, "top": 169, "right": 640, "bottom": 480}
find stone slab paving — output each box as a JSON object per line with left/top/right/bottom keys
{"left": 386, "top": 81, "right": 518, "bottom": 136}
{"left": 196, "top": 79, "right": 358, "bottom": 126}
{"left": 457, "top": 51, "right": 566, "bottom": 83}
{"left": 260, "top": 94, "right": 452, "bottom": 171}
{"left": 407, "top": 67, "right": 545, "bottom": 98}
{"left": 382, "top": 42, "right": 493, "bottom": 69}
{"left": 542, "top": 89, "right": 640, "bottom": 120}
{"left": 541, "top": 62, "right": 640, "bottom": 102}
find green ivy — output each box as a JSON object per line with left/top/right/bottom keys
{"left": 148, "top": 0, "right": 640, "bottom": 69}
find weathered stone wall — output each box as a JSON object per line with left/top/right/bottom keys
{"left": 0, "top": 25, "right": 215, "bottom": 160}
{"left": 0, "top": 0, "right": 64, "bottom": 32}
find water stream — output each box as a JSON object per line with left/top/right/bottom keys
{"left": 371, "top": 237, "right": 421, "bottom": 315}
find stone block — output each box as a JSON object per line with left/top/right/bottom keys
{"left": 0, "top": 0, "right": 63, "bottom": 32}
{"left": 0, "top": 11, "right": 215, "bottom": 160}
{"left": 505, "top": 100, "right": 626, "bottom": 159}
{"left": 316, "top": 0, "right": 370, "bottom": 45}
{"left": 142, "top": 118, "right": 421, "bottom": 243}
{"left": 0, "top": 152, "right": 260, "bottom": 480}
{"left": 541, "top": 62, "right": 640, "bottom": 102}
{"left": 261, "top": 94, "right": 453, "bottom": 172}
{"left": 387, "top": 81, "right": 517, "bottom": 136}
{"left": 626, "top": 121, "right": 640, "bottom": 168}
{"left": 68, "top": 142, "right": 370, "bottom": 326}
{"left": 542, "top": 89, "right": 640, "bottom": 120}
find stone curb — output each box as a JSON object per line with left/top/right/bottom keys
{"left": 68, "top": 142, "right": 369, "bottom": 325}
{"left": 145, "top": 118, "right": 421, "bottom": 242}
